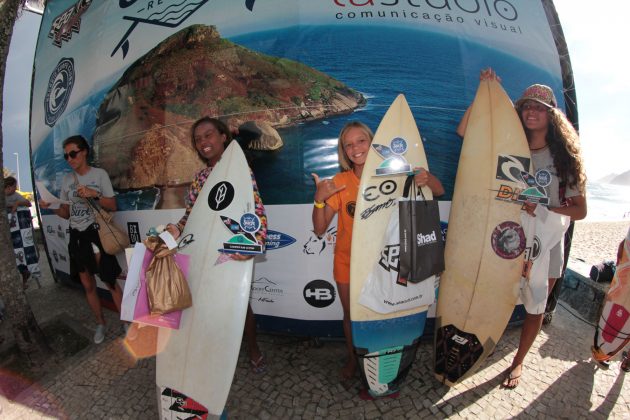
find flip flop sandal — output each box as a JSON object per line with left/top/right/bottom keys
{"left": 621, "top": 352, "right": 630, "bottom": 373}
{"left": 502, "top": 369, "right": 521, "bottom": 389}
{"left": 596, "top": 360, "right": 610, "bottom": 370}
{"left": 250, "top": 355, "right": 267, "bottom": 374}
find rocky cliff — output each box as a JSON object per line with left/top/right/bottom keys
{"left": 93, "top": 25, "right": 366, "bottom": 190}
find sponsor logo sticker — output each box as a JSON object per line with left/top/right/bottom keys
{"left": 496, "top": 154, "right": 530, "bottom": 183}
{"left": 490, "top": 221, "right": 526, "bottom": 259}
{"left": 207, "top": 181, "right": 234, "bottom": 211}
{"left": 220, "top": 214, "right": 263, "bottom": 254}
{"left": 372, "top": 137, "right": 412, "bottom": 176}
{"left": 535, "top": 169, "right": 552, "bottom": 187}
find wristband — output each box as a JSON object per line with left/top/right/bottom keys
{"left": 313, "top": 200, "right": 325, "bottom": 209}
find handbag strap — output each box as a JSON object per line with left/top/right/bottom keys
{"left": 402, "top": 173, "right": 427, "bottom": 202}
{"left": 72, "top": 172, "right": 106, "bottom": 216}
{"left": 72, "top": 172, "right": 126, "bottom": 251}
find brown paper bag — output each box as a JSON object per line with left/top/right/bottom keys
{"left": 143, "top": 236, "right": 192, "bottom": 315}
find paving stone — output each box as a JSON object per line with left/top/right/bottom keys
{"left": 2, "top": 258, "right": 630, "bottom": 419}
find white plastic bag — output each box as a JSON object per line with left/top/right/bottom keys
{"left": 359, "top": 206, "right": 436, "bottom": 314}
{"left": 120, "top": 242, "right": 146, "bottom": 322}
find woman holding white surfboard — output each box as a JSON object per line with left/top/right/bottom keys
{"left": 165, "top": 117, "right": 268, "bottom": 374}
{"left": 458, "top": 69, "right": 587, "bottom": 389}
{"left": 311, "top": 121, "right": 444, "bottom": 388}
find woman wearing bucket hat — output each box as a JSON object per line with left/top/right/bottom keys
{"left": 457, "top": 68, "right": 587, "bottom": 389}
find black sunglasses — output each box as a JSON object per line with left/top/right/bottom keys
{"left": 63, "top": 149, "right": 83, "bottom": 160}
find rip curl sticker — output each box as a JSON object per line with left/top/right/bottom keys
{"left": 490, "top": 221, "right": 526, "bottom": 259}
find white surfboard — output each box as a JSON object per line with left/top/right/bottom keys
{"left": 156, "top": 141, "right": 260, "bottom": 418}
{"left": 350, "top": 94, "right": 436, "bottom": 397}
{"left": 434, "top": 79, "right": 530, "bottom": 386}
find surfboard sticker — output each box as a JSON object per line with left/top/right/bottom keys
{"left": 434, "top": 324, "right": 485, "bottom": 384}
{"left": 357, "top": 341, "right": 419, "bottom": 396}
{"left": 372, "top": 137, "right": 412, "bottom": 176}
{"left": 207, "top": 181, "right": 235, "bottom": 211}
{"left": 490, "top": 221, "right": 526, "bottom": 260}
{"left": 219, "top": 213, "right": 263, "bottom": 254}
{"left": 495, "top": 154, "right": 530, "bottom": 183}
{"left": 160, "top": 387, "right": 208, "bottom": 420}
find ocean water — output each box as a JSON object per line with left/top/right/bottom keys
{"left": 34, "top": 25, "right": 558, "bottom": 209}
{"left": 585, "top": 181, "right": 630, "bottom": 221}
{"left": 231, "top": 25, "right": 556, "bottom": 204}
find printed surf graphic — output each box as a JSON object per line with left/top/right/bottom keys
{"left": 219, "top": 214, "right": 263, "bottom": 254}
{"left": 372, "top": 137, "right": 412, "bottom": 176}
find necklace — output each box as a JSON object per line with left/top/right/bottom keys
{"left": 529, "top": 144, "right": 548, "bottom": 151}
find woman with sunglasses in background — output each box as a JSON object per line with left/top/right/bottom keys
{"left": 39, "top": 135, "right": 123, "bottom": 344}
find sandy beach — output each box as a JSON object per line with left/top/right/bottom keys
{"left": 568, "top": 220, "right": 630, "bottom": 265}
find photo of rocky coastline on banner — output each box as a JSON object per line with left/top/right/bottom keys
{"left": 32, "top": 1, "right": 572, "bottom": 335}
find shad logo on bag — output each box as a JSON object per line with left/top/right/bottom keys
{"left": 44, "top": 58, "right": 75, "bottom": 127}
{"left": 112, "top": 0, "right": 258, "bottom": 59}
{"left": 417, "top": 230, "right": 438, "bottom": 246}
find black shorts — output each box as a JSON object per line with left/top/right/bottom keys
{"left": 68, "top": 225, "right": 121, "bottom": 287}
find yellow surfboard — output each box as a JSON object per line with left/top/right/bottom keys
{"left": 434, "top": 79, "right": 530, "bottom": 386}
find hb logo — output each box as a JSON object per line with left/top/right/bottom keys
{"left": 303, "top": 280, "right": 336, "bottom": 308}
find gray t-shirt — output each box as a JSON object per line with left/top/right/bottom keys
{"left": 60, "top": 167, "right": 115, "bottom": 231}
{"left": 531, "top": 146, "right": 581, "bottom": 208}
{"left": 5, "top": 192, "right": 29, "bottom": 208}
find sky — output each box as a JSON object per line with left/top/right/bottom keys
{"left": 2, "top": 1, "right": 629, "bottom": 191}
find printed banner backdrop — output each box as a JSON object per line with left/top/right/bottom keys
{"left": 32, "top": 0, "right": 572, "bottom": 336}
{"left": 8, "top": 208, "right": 41, "bottom": 280}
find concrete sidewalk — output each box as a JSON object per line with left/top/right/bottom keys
{"left": 1, "top": 256, "right": 629, "bottom": 419}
